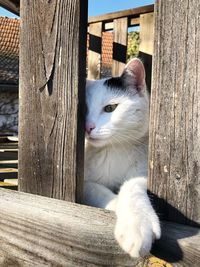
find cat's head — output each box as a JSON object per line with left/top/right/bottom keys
{"left": 86, "top": 58, "right": 149, "bottom": 148}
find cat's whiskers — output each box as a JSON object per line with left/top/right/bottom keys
{"left": 117, "top": 121, "right": 148, "bottom": 130}
{"left": 109, "top": 135, "right": 134, "bottom": 165}
{"left": 114, "top": 134, "right": 146, "bottom": 157}
{"left": 111, "top": 128, "right": 148, "bottom": 148}
{"left": 92, "top": 125, "right": 148, "bottom": 152}
{"left": 114, "top": 123, "right": 147, "bottom": 132}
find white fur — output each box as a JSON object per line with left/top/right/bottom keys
{"left": 83, "top": 59, "right": 161, "bottom": 257}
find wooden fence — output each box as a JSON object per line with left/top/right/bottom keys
{"left": 87, "top": 4, "right": 154, "bottom": 90}
{"left": 0, "top": 0, "right": 200, "bottom": 266}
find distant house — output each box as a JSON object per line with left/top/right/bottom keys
{"left": 0, "top": 17, "right": 19, "bottom": 135}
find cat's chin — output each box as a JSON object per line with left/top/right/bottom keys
{"left": 86, "top": 137, "right": 109, "bottom": 148}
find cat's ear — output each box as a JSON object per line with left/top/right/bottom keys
{"left": 122, "top": 58, "right": 146, "bottom": 91}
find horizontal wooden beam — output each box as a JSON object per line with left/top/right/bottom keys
{"left": 0, "top": 168, "right": 17, "bottom": 173}
{"left": 0, "top": 188, "right": 199, "bottom": 266}
{"left": 0, "top": 188, "right": 138, "bottom": 266}
{"left": 0, "top": 181, "right": 17, "bottom": 187}
{"left": 104, "top": 17, "right": 140, "bottom": 31}
{"left": 0, "top": 160, "right": 18, "bottom": 164}
{"left": 0, "top": 0, "right": 20, "bottom": 16}
{"left": 88, "top": 4, "right": 154, "bottom": 24}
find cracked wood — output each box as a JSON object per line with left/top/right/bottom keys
{"left": 19, "top": 0, "right": 88, "bottom": 202}
{"left": 148, "top": 0, "right": 200, "bottom": 225}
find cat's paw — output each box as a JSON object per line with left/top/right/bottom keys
{"left": 114, "top": 211, "right": 161, "bottom": 258}
{"left": 105, "top": 198, "right": 117, "bottom": 211}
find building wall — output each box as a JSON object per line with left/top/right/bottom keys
{"left": 0, "top": 91, "right": 18, "bottom": 136}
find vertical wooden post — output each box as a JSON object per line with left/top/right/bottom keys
{"left": 139, "top": 12, "right": 154, "bottom": 92}
{"left": 88, "top": 22, "right": 102, "bottom": 79}
{"left": 139, "top": 12, "right": 154, "bottom": 55}
{"left": 19, "top": 0, "right": 88, "bottom": 203}
{"left": 112, "top": 18, "right": 128, "bottom": 76}
{"left": 148, "top": 0, "right": 200, "bottom": 226}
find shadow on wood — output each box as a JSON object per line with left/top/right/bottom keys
{"left": 152, "top": 222, "right": 200, "bottom": 266}
{"left": 148, "top": 191, "right": 200, "bottom": 266}
{"left": 113, "top": 42, "right": 127, "bottom": 64}
{"left": 89, "top": 34, "right": 102, "bottom": 54}
{"left": 138, "top": 51, "right": 152, "bottom": 93}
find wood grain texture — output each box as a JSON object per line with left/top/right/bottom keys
{"left": 88, "top": 22, "right": 102, "bottom": 79}
{"left": 112, "top": 17, "right": 128, "bottom": 77}
{"left": 0, "top": 188, "right": 199, "bottom": 266}
{"left": 0, "top": 188, "right": 143, "bottom": 267}
{"left": 139, "top": 12, "right": 154, "bottom": 55}
{"left": 19, "top": 0, "right": 88, "bottom": 202}
{"left": 0, "top": 0, "right": 20, "bottom": 16}
{"left": 148, "top": 0, "right": 200, "bottom": 225}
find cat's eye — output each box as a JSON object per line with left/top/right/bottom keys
{"left": 104, "top": 104, "right": 118, "bottom": 113}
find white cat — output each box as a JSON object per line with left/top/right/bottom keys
{"left": 84, "top": 58, "right": 161, "bottom": 258}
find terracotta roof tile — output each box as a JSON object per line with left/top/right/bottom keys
{"left": 0, "top": 17, "right": 19, "bottom": 85}
{"left": 102, "top": 32, "right": 113, "bottom": 67}
{"left": 0, "top": 17, "right": 114, "bottom": 85}
{"left": 87, "top": 31, "right": 113, "bottom": 77}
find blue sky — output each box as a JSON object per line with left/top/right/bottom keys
{"left": 0, "top": 0, "right": 154, "bottom": 18}
{"left": 89, "top": 0, "right": 154, "bottom": 16}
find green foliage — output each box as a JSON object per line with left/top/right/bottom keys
{"left": 127, "top": 31, "right": 140, "bottom": 61}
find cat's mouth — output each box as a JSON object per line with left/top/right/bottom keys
{"left": 86, "top": 134, "right": 110, "bottom": 147}
{"left": 87, "top": 136, "right": 105, "bottom": 141}
{"left": 86, "top": 134, "right": 110, "bottom": 140}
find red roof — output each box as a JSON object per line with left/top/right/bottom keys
{"left": 102, "top": 31, "right": 113, "bottom": 68}
{"left": 0, "top": 17, "right": 19, "bottom": 85}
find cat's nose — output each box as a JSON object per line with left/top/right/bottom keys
{"left": 86, "top": 122, "right": 96, "bottom": 135}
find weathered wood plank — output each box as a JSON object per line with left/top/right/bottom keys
{"left": 139, "top": 12, "right": 154, "bottom": 55}
{"left": 88, "top": 5, "right": 154, "bottom": 24}
{"left": 0, "top": 160, "right": 18, "bottom": 164}
{"left": 3, "top": 179, "right": 18, "bottom": 185}
{"left": 0, "top": 182, "right": 17, "bottom": 187}
{"left": 88, "top": 22, "right": 102, "bottom": 79}
{"left": 138, "top": 12, "right": 154, "bottom": 91}
{"left": 0, "top": 168, "right": 17, "bottom": 173}
{"left": 0, "top": 149, "right": 18, "bottom": 152}
{"left": 19, "top": 0, "right": 87, "bottom": 202}
{"left": 112, "top": 17, "right": 128, "bottom": 76}
{"left": 0, "top": 144, "right": 18, "bottom": 150}
{"left": 0, "top": 188, "right": 199, "bottom": 266}
{"left": 148, "top": 0, "right": 200, "bottom": 225}
{"left": 0, "top": 188, "right": 141, "bottom": 267}
{"left": 0, "top": 0, "right": 20, "bottom": 16}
